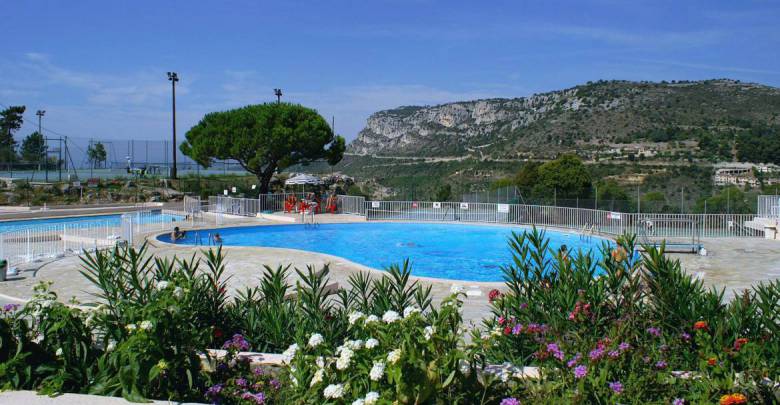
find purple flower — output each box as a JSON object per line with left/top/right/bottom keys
{"left": 269, "top": 379, "right": 281, "bottom": 390}
{"left": 2, "top": 304, "right": 19, "bottom": 312}
{"left": 222, "top": 334, "right": 250, "bottom": 351}
{"left": 655, "top": 360, "right": 667, "bottom": 369}
{"left": 205, "top": 384, "right": 223, "bottom": 399}
{"left": 618, "top": 342, "right": 630, "bottom": 351}
{"left": 609, "top": 381, "right": 623, "bottom": 394}
{"left": 672, "top": 399, "right": 685, "bottom": 405}
{"left": 608, "top": 350, "right": 620, "bottom": 359}
{"left": 512, "top": 323, "right": 524, "bottom": 335}
{"left": 566, "top": 353, "right": 582, "bottom": 368}
{"left": 236, "top": 378, "right": 248, "bottom": 388}
{"left": 500, "top": 398, "right": 521, "bottom": 405}
{"left": 547, "top": 343, "right": 565, "bottom": 361}
{"left": 647, "top": 327, "right": 661, "bottom": 337}
{"left": 253, "top": 367, "right": 265, "bottom": 376}
{"left": 519, "top": 303, "right": 528, "bottom": 310}
{"left": 680, "top": 332, "right": 691, "bottom": 342}
{"left": 573, "top": 365, "right": 587, "bottom": 379}
{"left": 589, "top": 347, "right": 605, "bottom": 361}
{"left": 241, "top": 391, "right": 266, "bottom": 404}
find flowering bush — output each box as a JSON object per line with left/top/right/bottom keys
{"left": 204, "top": 334, "right": 284, "bottom": 404}
{"left": 281, "top": 291, "right": 502, "bottom": 403}
{"left": 0, "top": 232, "right": 778, "bottom": 404}
{"left": 473, "top": 228, "right": 780, "bottom": 403}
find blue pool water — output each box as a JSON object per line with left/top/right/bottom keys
{"left": 0, "top": 212, "right": 185, "bottom": 233}
{"left": 158, "top": 222, "right": 611, "bottom": 282}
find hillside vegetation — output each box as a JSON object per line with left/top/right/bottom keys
{"left": 349, "top": 79, "right": 780, "bottom": 162}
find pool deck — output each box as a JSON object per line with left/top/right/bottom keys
{"left": 1, "top": 213, "right": 779, "bottom": 327}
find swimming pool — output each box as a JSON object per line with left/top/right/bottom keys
{"left": 158, "top": 222, "right": 611, "bottom": 282}
{"left": 0, "top": 212, "right": 185, "bottom": 233}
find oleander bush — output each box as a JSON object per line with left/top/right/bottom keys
{"left": 0, "top": 229, "right": 778, "bottom": 404}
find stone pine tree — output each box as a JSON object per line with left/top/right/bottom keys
{"left": 181, "top": 103, "right": 345, "bottom": 194}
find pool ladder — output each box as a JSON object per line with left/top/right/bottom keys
{"left": 194, "top": 232, "right": 217, "bottom": 246}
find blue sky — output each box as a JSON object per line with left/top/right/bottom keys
{"left": 2, "top": 0, "right": 779, "bottom": 146}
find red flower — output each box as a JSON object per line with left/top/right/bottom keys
{"left": 213, "top": 327, "right": 223, "bottom": 339}
{"left": 734, "top": 338, "right": 748, "bottom": 351}
{"left": 488, "top": 289, "right": 502, "bottom": 303}
{"left": 707, "top": 357, "right": 717, "bottom": 366}
{"left": 693, "top": 321, "right": 708, "bottom": 331}
{"left": 503, "top": 326, "right": 512, "bottom": 335}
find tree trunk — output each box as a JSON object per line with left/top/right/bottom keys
{"left": 257, "top": 164, "right": 277, "bottom": 194}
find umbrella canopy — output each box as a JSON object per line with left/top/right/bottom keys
{"left": 285, "top": 173, "right": 323, "bottom": 186}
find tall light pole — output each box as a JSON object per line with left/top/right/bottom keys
{"left": 274, "top": 88, "right": 282, "bottom": 103}
{"left": 167, "top": 72, "right": 179, "bottom": 179}
{"left": 36, "top": 110, "right": 46, "bottom": 181}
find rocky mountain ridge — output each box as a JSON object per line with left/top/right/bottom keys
{"left": 348, "top": 79, "right": 780, "bottom": 158}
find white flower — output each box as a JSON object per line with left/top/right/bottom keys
{"left": 157, "top": 281, "right": 170, "bottom": 290}
{"left": 366, "top": 315, "right": 380, "bottom": 323}
{"left": 369, "top": 361, "right": 385, "bottom": 381}
{"left": 403, "top": 306, "right": 420, "bottom": 318}
{"left": 424, "top": 326, "right": 434, "bottom": 341}
{"left": 106, "top": 340, "right": 116, "bottom": 352}
{"left": 348, "top": 311, "right": 364, "bottom": 325}
{"left": 316, "top": 356, "right": 325, "bottom": 368}
{"left": 323, "top": 383, "right": 344, "bottom": 399}
{"left": 365, "top": 338, "right": 379, "bottom": 349}
{"left": 126, "top": 323, "right": 137, "bottom": 332}
{"left": 336, "top": 347, "right": 354, "bottom": 370}
{"left": 173, "top": 287, "right": 184, "bottom": 299}
{"left": 281, "top": 343, "right": 299, "bottom": 364}
{"left": 345, "top": 339, "right": 363, "bottom": 350}
{"left": 387, "top": 349, "right": 402, "bottom": 364}
{"left": 308, "top": 333, "right": 324, "bottom": 348}
{"left": 364, "top": 391, "right": 380, "bottom": 405}
{"left": 450, "top": 284, "right": 464, "bottom": 294}
{"left": 140, "top": 320, "right": 153, "bottom": 331}
{"left": 352, "top": 400, "right": 364, "bottom": 405}
{"left": 310, "top": 368, "right": 324, "bottom": 387}
{"left": 55, "top": 348, "right": 63, "bottom": 357}
{"left": 382, "top": 310, "right": 400, "bottom": 323}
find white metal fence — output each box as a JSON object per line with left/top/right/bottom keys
{"left": 757, "top": 195, "right": 780, "bottom": 218}
{"left": 206, "top": 194, "right": 365, "bottom": 216}
{"left": 337, "top": 195, "right": 366, "bottom": 215}
{"left": 0, "top": 209, "right": 194, "bottom": 268}
{"left": 207, "top": 194, "right": 309, "bottom": 216}
{"left": 364, "top": 201, "right": 761, "bottom": 238}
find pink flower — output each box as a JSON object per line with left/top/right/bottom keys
{"left": 647, "top": 327, "right": 661, "bottom": 337}
{"left": 573, "top": 365, "right": 587, "bottom": 379}
{"left": 589, "top": 347, "right": 605, "bottom": 361}
{"left": 566, "top": 353, "right": 582, "bottom": 368}
{"left": 546, "top": 343, "right": 564, "bottom": 361}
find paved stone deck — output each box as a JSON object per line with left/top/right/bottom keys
{"left": 1, "top": 213, "right": 778, "bottom": 328}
